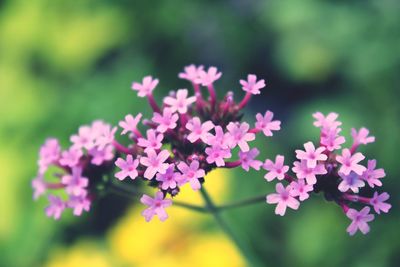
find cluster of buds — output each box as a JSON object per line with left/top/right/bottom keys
{"left": 32, "top": 65, "right": 390, "bottom": 235}
{"left": 265, "top": 113, "right": 391, "bottom": 235}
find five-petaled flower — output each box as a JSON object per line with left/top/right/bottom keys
{"left": 240, "top": 74, "right": 266, "bottom": 95}
{"left": 346, "top": 207, "right": 374, "bottom": 236}
{"left": 337, "top": 149, "right": 366, "bottom": 175}
{"left": 115, "top": 154, "right": 140, "bottom": 180}
{"left": 266, "top": 183, "right": 300, "bottom": 216}
{"left": 255, "top": 111, "right": 281, "bottom": 137}
{"left": 140, "top": 191, "right": 172, "bottom": 222}
{"left": 186, "top": 117, "right": 214, "bottom": 143}
{"left": 131, "top": 76, "right": 159, "bottom": 97}
{"left": 164, "top": 89, "right": 196, "bottom": 114}
{"left": 263, "top": 155, "right": 289, "bottom": 181}
{"left": 295, "top": 141, "right": 327, "bottom": 169}
{"left": 140, "top": 149, "right": 170, "bottom": 179}
{"left": 152, "top": 108, "right": 179, "bottom": 133}
{"left": 177, "top": 160, "right": 205, "bottom": 190}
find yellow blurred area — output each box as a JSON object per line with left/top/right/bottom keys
{"left": 44, "top": 169, "right": 246, "bottom": 267}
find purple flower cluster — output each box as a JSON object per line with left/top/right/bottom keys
{"left": 32, "top": 65, "right": 391, "bottom": 236}
{"left": 265, "top": 112, "right": 391, "bottom": 235}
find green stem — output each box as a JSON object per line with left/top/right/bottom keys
{"left": 217, "top": 195, "right": 266, "bottom": 211}
{"left": 199, "top": 187, "right": 263, "bottom": 267}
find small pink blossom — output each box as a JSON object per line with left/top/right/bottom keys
{"left": 226, "top": 122, "right": 255, "bottom": 152}
{"left": 140, "top": 149, "right": 170, "bottom": 179}
{"left": 45, "top": 195, "right": 65, "bottom": 220}
{"left": 292, "top": 160, "right": 327, "bottom": 185}
{"left": 295, "top": 142, "right": 327, "bottom": 169}
{"left": 240, "top": 74, "right": 266, "bottom": 95}
{"left": 320, "top": 128, "right": 346, "bottom": 151}
{"left": 32, "top": 175, "right": 46, "bottom": 200}
{"left": 95, "top": 125, "right": 117, "bottom": 150}
{"left": 195, "top": 66, "right": 222, "bottom": 86}
{"left": 351, "top": 127, "right": 375, "bottom": 145}
{"left": 156, "top": 165, "right": 180, "bottom": 190}
{"left": 346, "top": 207, "right": 374, "bottom": 236}
{"left": 164, "top": 89, "right": 196, "bottom": 114}
{"left": 369, "top": 192, "right": 391, "bottom": 214}
{"left": 206, "top": 126, "right": 229, "bottom": 148}
{"left": 263, "top": 155, "right": 289, "bottom": 181}
{"left": 152, "top": 108, "right": 179, "bottom": 133}
{"left": 255, "top": 111, "right": 281, "bottom": 137}
{"left": 38, "top": 138, "right": 61, "bottom": 174}
{"left": 313, "top": 112, "right": 342, "bottom": 130}
{"left": 338, "top": 172, "right": 365, "bottom": 193}
{"left": 119, "top": 113, "right": 142, "bottom": 136}
{"left": 238, "top": 148, "right": 263, "bottom": 171}
{"left": 115, "top": 154, "right": 139, "bottom": 180}
{"left": 178, "top": 64, "right": 204, "bottom": 83}
{"left": 67, "top": 195, "right": 91, "bottom": 216}
{"left": 186, "top": 117, "right": 214, "bottom": 143}
{"left": 61, "top": 167, "right": 89, "bottom": 197}
{"left": 337, "top": 149, "right": 366, "bottom": 175}
{"left": 89, "top": 145, "right": 114, "bottom": 165}
{"left": 71, "top": 126, "right": 95, "bottom": 151}
{"left": 266, "top": 183, "right": 300, "bottom": 216}
{"left": 361, "top": 160, "right": 385, "bottom": 188}
{"left": 290, "top": 180, "right": 313, "bottom": 201}
{"left": 137, "top": 129, "right": 163, "bottom": 152}
{"left": 131, "top": 76, "right": 159, "bottom": 97}
{"left": 140, "top": 191, "right": 172, "bottom": 222}
{"left": 177, "top": 160, "right": 205, "bottom": 190}
{"left": 205, "top": 145, "right": 232, "bottom": 167}
{"left": 59, "top": 147, "right": 83, "bottom": 168}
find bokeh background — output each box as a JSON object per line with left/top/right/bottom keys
{"left": 1, "top": 0, "right": 399, "bottom": 266}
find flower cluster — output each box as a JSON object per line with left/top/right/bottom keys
{"left": 265, "top": 112, "right": 391, "bottom": 235}
{"left": 32, "top": 121, "right": 117, "bottom": 219}
{"left": 32, "top": 64, "right": 390, "bottom": 236}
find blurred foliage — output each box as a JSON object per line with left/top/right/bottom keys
{"left": 0, "top": 0, "right": 399, "bottom": 266}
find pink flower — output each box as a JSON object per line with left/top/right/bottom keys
{"left": 177, "top": 160, "right": 205, "bottom": 190}
{"left": 131, "top": 76, "right": 159, "bottom": 97}
{"left": 226, "top": 122, "right": 255, "bottom": 152}
{"left": 152, "top": 108, "right": 179, "bottom": 133}
{"left": 266, "top": 183, "right": 300, "bottom": 216}
{"left": 156, "top": 165, "right": 180, "bottom": 190}
{"left": 61, "top": 167, "right": 89, "bottom": 197}
{"left": 369, "top": 192, "right": 391, "bottom": 214}
{"left": 206, "top": 126, "right": 228, "bottom": 148}
{"left": 295, "top": 142, "right": 327, "bottom": 169}
{"left": 186, "top": 117, "right": 214, "bottom": 143}
{"left": 95, "top": 125, "right": 117, "bottom": 150}
{"left": 337, "top": 149, "right": 366, "bottom": 175}
{"left": 351, "top": 127, "right": 375, "bottom": 145}
{"left": 346, "top": 207, "right": 374, "bottom": 235}
{"left": 255, "top": 111, "right": 281, "bottom": 137}
{"left": 338, "top": 172, "right": 365, "bottom": 193}
{"left": 67, "top": 195, "right": 91, "bottom": 216}
{"left": 38, "top": 138, "right": 61, "bottom": 174}
{"left": 195, "top": 66, "right": 222, "bottom": 86}
{"left": 140, "top": 191, "right": 172, "bottom": 222}
{"left": 137, "top": 129, "right": 163, "bottom": 152}
{"left": 238, "top": 148, "right": 263, "bottom": 171}
{"left": 60, "top": 147, "right": 83, "bottom": 168}
{"left": 115, "top": 154, "right": 139, "bottom": 180}
{"left": 140, "top": 149, "right": 170, "bottom": 179}
{"left": 289, "top": 180, "right": 313, "bottom": 201}
{"left": 32, "top": 175, "right": 46, "bottom": 200}
{"left": 205, "top": 145, "right": 232, "bottom": 167}
{"left": 119, "top": 113, "right": 142, "bottom": 136}
{"left": 45, "top": 195, "right": 65, "bottom": 220}
{"left": 89, "top": 145, "right": 114, "bottom": 165}
{"left": 292, "top": 160, "right": 327, "bottom": 185}
{"left": 263, "top": 155, "right": 289, "bottom": 181}
{"left": 71, "top": 126, "right": 95, "bottom": 151}
{"left": 361, "top": 160, "right": 385, "bottom": 188}
{"left": 164, "top": 89, "right": 196, "bottom": 114}
{"left": 320, "top": 128, "right": 346, "bottom": 151}
{"left": 313, "top": 112, "right": 342, "bottom": 130}
{"left": 178, "top": 64, "right": 204, "bottom": 83}
{"left": 239, "top": 74, "right": 266, "bottom": 95}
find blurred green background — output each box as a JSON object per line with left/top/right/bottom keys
{"left": 1, "top": 0, "right": 399, "bottom": 266}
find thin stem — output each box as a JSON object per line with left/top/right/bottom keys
{"left": 217, "top": 195, "right": 266, "bottom": 211}
{"left": 147, "top": 94, "right": 161, "bottom": 113}
{"left": 112, "top": 140, "right": 132, "bottom": 155}
{"left": 199, "top": 187, "right": 263, "bottom": 267}
{"left": 238, "top": 92, "right": 252, "bottom": 109}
